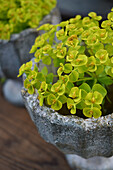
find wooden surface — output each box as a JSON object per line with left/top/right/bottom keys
{"left": 0, "top": 86, "right": 72, "bottom": 170}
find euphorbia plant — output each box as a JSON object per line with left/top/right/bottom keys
{"left": 0, "top": 0, "right": 56, "bottom": 40}
{"left": 18, "top": 8, "right": 113, "bottom": 118}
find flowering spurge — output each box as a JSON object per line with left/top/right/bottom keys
{"left": 0, "top": 0, "right": 56, "bottom": 39}
{"left": 18, "top": 9, "right": 113, "bottom": 118}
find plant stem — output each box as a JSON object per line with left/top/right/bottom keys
{"left": 77, "top": 77, "right": 93, "bottom": 82}
{"left": 86, "top": 72, "right": 93, "bottom": 77}
{"left": 54, "top": 75, "right": 59, "bottom": 77}
{"left": 93, "top": 78, "right": 97, "bottom": 85}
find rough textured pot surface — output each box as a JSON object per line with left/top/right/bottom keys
{"left": 66, "top": 154, "right": 113, "bottom": 170}
{"left": 0, "top": 7, "right": 60, "bottom": 79}
{"left": 22, "top": 89, "right": 113, "bottom": 159}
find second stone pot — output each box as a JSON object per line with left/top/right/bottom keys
{"left": 0, "top": 7, "right": 61, "bottom": 79}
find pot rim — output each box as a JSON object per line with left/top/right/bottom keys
{"left": 23, "top": 89, "right": 113, "bottom": 131}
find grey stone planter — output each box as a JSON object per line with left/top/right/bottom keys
{"left": 21, "top": 89, "right": 113, "bottom": 159}
{"left": 0, "top": 7, "right": 61, "bottom": 79}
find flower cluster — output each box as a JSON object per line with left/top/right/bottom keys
{"left": 0, "top": 0, "right": 56, "bottom": 39}
{"left": 18, "top": 9, "right": 113, "bottom": 118}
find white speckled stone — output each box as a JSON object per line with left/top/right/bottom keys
{"left": 3, "top": 79, "right": 24, "bottom": 106}
{"left": 21, "top": 88, "right": 113, "bottom": 159}
{"left": 66, "top": 154, "right": 113, "bottom": 170}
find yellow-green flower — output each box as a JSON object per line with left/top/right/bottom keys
{"left": 85, "top": 91, "right": 103, "bottom": 105}
{"left": 69, "top": 87, "right": 81, "bottom": 102}
{"left": 95, "top": 49, "right": 108, "bottom": 63}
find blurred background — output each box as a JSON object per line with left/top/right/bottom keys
{"left": 57, "top": 0, "right": 113, "bottom": 20}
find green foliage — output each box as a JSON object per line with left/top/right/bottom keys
{"left": 0, "top": 0, "right": 56, "bottom": 39}
{"left": 18, "top": 8, "right": 113, "bottom": 118}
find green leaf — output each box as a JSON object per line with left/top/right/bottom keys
{"left": 72, "top": 55, "right": 88, "bottom": 66}
{"left": 57, "top": 47, "right": 67, "bottom": 59}
{"left": 53, "top": 58, "right": 65, "bottom": 67}
{"left": 79, "top": 83, "right": 91, "bottom": 93}
{"left": 78, "top": 46, "right": 85, "bottom": 54}
{"left": 29, "top": 45, "right": 37, "bottom": 53}
{"left": 51, "top": 100, "right": 62, "bottom": 110}
{"left": 92, "top": 107, "right": 102, "bottom": 118}
{"left": 18, "top": 61, "right": 32, "bottom": 77}
{"left": 65, "top": 81, "right": 74, "bottom": 94}
{"left": 24, "top": 79, "right": 30, "bottom": 89}
{"left": 67, "top": 98, "right": 74, "bottom": 109}
{"left": 77, "top": 65, "right": 88, "bottom": 73}
{"left": 105, "top": 44, "right": 113, "bottom": 56}
{"left": 46, "top": 73, "right": 53, "bottom": 84}
{"left": 39, "top": 95, "right": 44, "bottom": 106}
{"left": 87, "top": 56, "right": 97, "bottom": 72}
{"left": 76, "top": 100, "right": 86, "bottom": 109}
{"left": 93, "top": 104, "right": 101, "bottom": 110}
{"left": 57, "top": 66, "right": 64, "bottom": 76}
{"left": 69, "top": 70, "right": 79, "bottom": 82}
{"left": 51, "top": 82, "right": 65, "bottom": 95}
{"left": 60, "top": 75, "right": 69, "bottom": 84}
{"left": 39, "top": 81, "right": 47, "bottom": 93}
{"left": 92, "top": 43, "right": 104, "bottom": 53}
{"left": 47, "top": 84, "right": 52, "bottom": 91}
{"left": 42, "top": 55, "right": 51, "bottom": 65}
{"left": 57, "top": 84, "right": 65, "bottom": 95}
{"left": 69, "top": 87, "right": 81, "bottom": 102}
{"left": 106, "top": 67, "right": 113, "bottom": 77}
{"left": 34, "top": 64, "right": 39, "bottom": 72}
{"left": 96, "top": 65, "right": 104, "bottom": 75}
{"left": 56, "top": 29, "right": 67, "bottom": 41}
{"left": 37, "top": 72, "right": 45, "bottom": 81}
{"left": 95, "top": 49, "right": 108, "bottom": 63}
{"left": 28, "top": 86, "right": 34, "bottom": 95}
{"left": 47, "top": 94, "right": 56, "bottom": 105}
{"left": 93, "top": 91, "right": 103, "bottom": 104}
{"left": 85, "top": 91, "right": 103, "bottom": 105}
{"left": 81, "top": 89, "right": 87, "bottom": 98}
{"left": 37, "top": 24, "right": 53, "bottom": 31}
{"left": 67, "top": 98, "right": 76, "bottom": 114}
{"left": 81, "top": 30, "right": 91, "bottom": 40}
{"left": 64, "top": 63, "right": 72, "bottom": 73}
{"left": 83, "top": 107, "right": 93, "bottom": 118}
{"left": 98, "top": 76, "right": 113, "bottom": 86}
{"left": 66, "top": 50, "right": 78, "bottom": 62}
{"left": 33, "top": 79, "right": 41, "bottom": 90}
{"left": 58, "top": 95, "right": 67, "bottom": 104}
{"left": 59, "top": 20, "right": 69, "bottom": 27}
{"left": 70, "top": 106, "right": 76, "bottom": 114}
{"left": 92, "top": 84, "right": 107, "bottom": 98}
{"left": 41, "top": 66, "right": 48, "bottom": 75}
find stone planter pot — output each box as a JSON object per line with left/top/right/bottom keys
{"left": 21, "top": 87, "right": 113, "bottom": 169}
{"left": 22, "top": 90, "right": 113, "bottom": 158}
{"left": 21, "top": 88, "right": 113, "bottom": 170}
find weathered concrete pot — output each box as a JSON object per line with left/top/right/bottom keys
{"left": 21, "top": 89, "right": 113, "bottom": 159}
{"left": 0, "top": 7, "right": 61, "bottom": 79}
